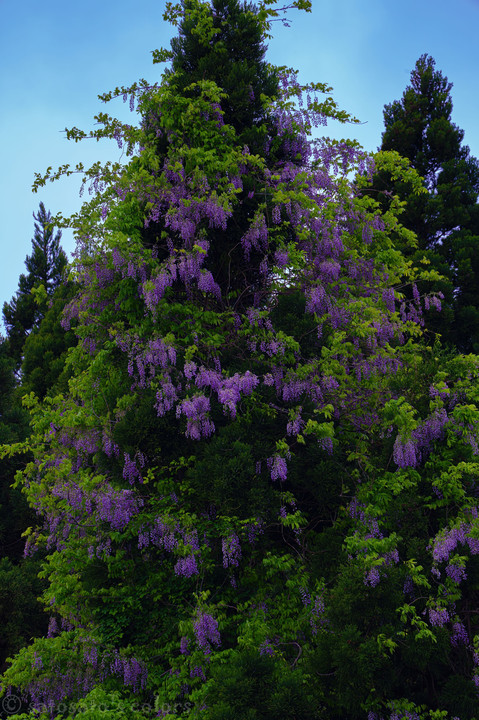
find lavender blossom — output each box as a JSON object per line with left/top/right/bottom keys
{"left": 451, "top": 621, "right": 468, "bottom": 647}
{"left": 193, "top": 613, "right": 221, "bottom": 654}
{"left": 174, "top": 554, "right": 199, "bottom": 578}
{"left": 428, "top": 606, "right": 449, "bottom": 627}
{"left": 268, "top": 454, "right": 288, "bottom": 482}
{"left": 176, "top": 394, "right": 215, "bottom": 439}
{"left": 222, "top": 533, "right": 242, "bottom": 568}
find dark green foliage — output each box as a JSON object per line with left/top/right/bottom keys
{"left": 0, "top": 338, "right": 30, "bottom": 535}
{"left": 377, "top": 54, "right": 479, "bottom": 351}
{"left": 166, "top": 0, "right": 279, "bottom": 153}
{"left": 0, "top": 338, "right": 32, "bottom": 562}
{"left": 0, "top": 339, "right": 46, "bottom": 671}
{"left": 187, "top": 432, "right": 260, "bottom": 515}
{"left": 0, "top": 472, "right": 32, "bottom": 564}
{"left": 270, "top": 291, "right": 320, "bottom": 358}
{"left": 439, "top": 675, "right": 478, "bottom": 718}
{"left": 0, "top": 558, "right": 47, "bottom": 674}
{"left": 2, "top": 203, "right": 68, "bottom": 371}
{"left": 0, "top": 339, "right": 27, "bottom": 445}
{"left": 1, "top": 216, "right": 76, "bottom": 671}
{"left": 20, "top": 281, "right": 78, "bottom": 400}
{"left": 203, "top": 650, "right": 320, "bottom": 720}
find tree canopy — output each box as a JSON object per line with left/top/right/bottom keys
{"left": 2, "top": 203, "right": 68, "bottom": 372}
{"left": 378, "top": 54, "right": 479, "bottom": 352}
{"left": 2, "top": 5, "right": 479, "bottom": 720}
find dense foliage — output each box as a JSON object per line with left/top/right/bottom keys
{"left": 377, "top": 54, "right": 479, "bottom": 352}
{"left": 0, "top": 338, "right": 47, "bottom": 678}
{"left": 2, "top": 202, "right": 68, "bottom": 372}
{"left": 0, "top": 201, "right": 73, "bottom": 677}
{"left": 2, "top": 4, "right": 479, "bottom": 720}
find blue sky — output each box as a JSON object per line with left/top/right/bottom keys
{"left": 1, "top": 0, "right": 479, "bottom": 330}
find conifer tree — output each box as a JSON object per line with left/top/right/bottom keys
{"left": 378, "top": 54, "right": 479, "bottom": 351}
{"left": 140, "top": 0, "right": 303, "bottom": 303}
{"left": 165, "top": 0, "right": 279, "bottom": 151}
{"left": 3, "top": 203, "right": 67, "bottom": 371}
{"left": 20, "top": 280, "right": 78, "bottom": 400}
{"left": 3, "top": 5, "right": 479, "bottom": 720}
{"left": 0, "top": 337, "right": 30, "bottom": 558}
{"left": 0, "top": 337, "right": 47, "bottom": 674}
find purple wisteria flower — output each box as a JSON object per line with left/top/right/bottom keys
{"left": 155, "top": 379, "right": 178, "bottom": 416}
{"left": 241, "top": 212, "right": 268, "bottom": 257}
{"left": 445, "top": 560, "right": 467, "bottom": 584}
{"left": 176, "top": 394, "right": 215, "bottom": 440}
{"left": 428, "top": 606, "right": 449, "bottom": 627}
{"left": 299, "top": 586, "right": 311, "bottom": 606}
{"left": 310, "top": 593, "right": 327, "bottom": 635}
{"left": 96, "top": 486, "right": 142, "bottom": 529}
{"left": 198, "top": 270, "right": 221, "bottom": 299}
{"left": 47, "top": 617, "right": 58, "bottom": 638}
{"left": 364, "top": 566, "right": 381, "bottom": 588}
{"left": 180, "top": 636, "right": 190, "bottom": 655}
{"left": 272, "top": 205, "right": 281, "bottom": 224}
{"left": 382, "top": 288, "right": 395, "bottom": 313}
{"left": 268, "top": 454, "right": 288, "bottom": 482}
{"left": 319, "top": 436, "right": 333, "bottom": 455}
{"left": 274, "top": 248, "right": 288, "bottom": 267}
{"left": 246, "top": 519, "right": 264, "bottom": 544}
{"left": 393, "top": 437, "right": 417, "bottom": 469}
{"left": 259, "top": 639, "right": 275, "bottom": 656}
{"left": 216, "top": 371, "right": 259, "bottom": 418}
{"left": 122, "top": 452, "right": 141, "bottom": 484}
{"left": 451, "top": 621, "right": 468, "bottom": 647}
{"left": 222, "top": 533, "right": 241, "bottom": 568}
{"left": 424, "top": 293, "right": 443, "bottom": 312}
{"left": 174, "top": 554, "right": 199, "bottom": 578}
{"left": 193, "top": 613, "right": 221, "bottom": 655}
{"left": 432, "top": 524, "right": 467, "bottom": 563}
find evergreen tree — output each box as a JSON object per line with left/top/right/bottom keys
{"left": 0, "top": 339, "right": 30, "bottom": 561}
{"left": 3, "top": 5, "right": 479, "bottom": 720}
{"left": 0, "top": 337, "right": 47, "bottom": 674}
{"left": 20, "top": 280, "right": 78, "bottom": 400}
{"left": 378, "top": 54, "right": 479, "bottom": 351}
{"left": 140, "top": 0, "right": 301, "bottom": 304}
{"left": 165, "top": 0, "right": 279, "bottom": 152}
{"left": 3, "top": 203, "right": 68, "bottom": 371}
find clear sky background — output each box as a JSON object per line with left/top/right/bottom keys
{"left": 1, "top": 0, "right": 478, "bottom": 332}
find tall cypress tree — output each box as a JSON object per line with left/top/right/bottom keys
{"left": 3, "top": 203, "right": 68, "bottom": 371}
{"left": 377, "top": 54, "right": 479, "bottom": 351}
